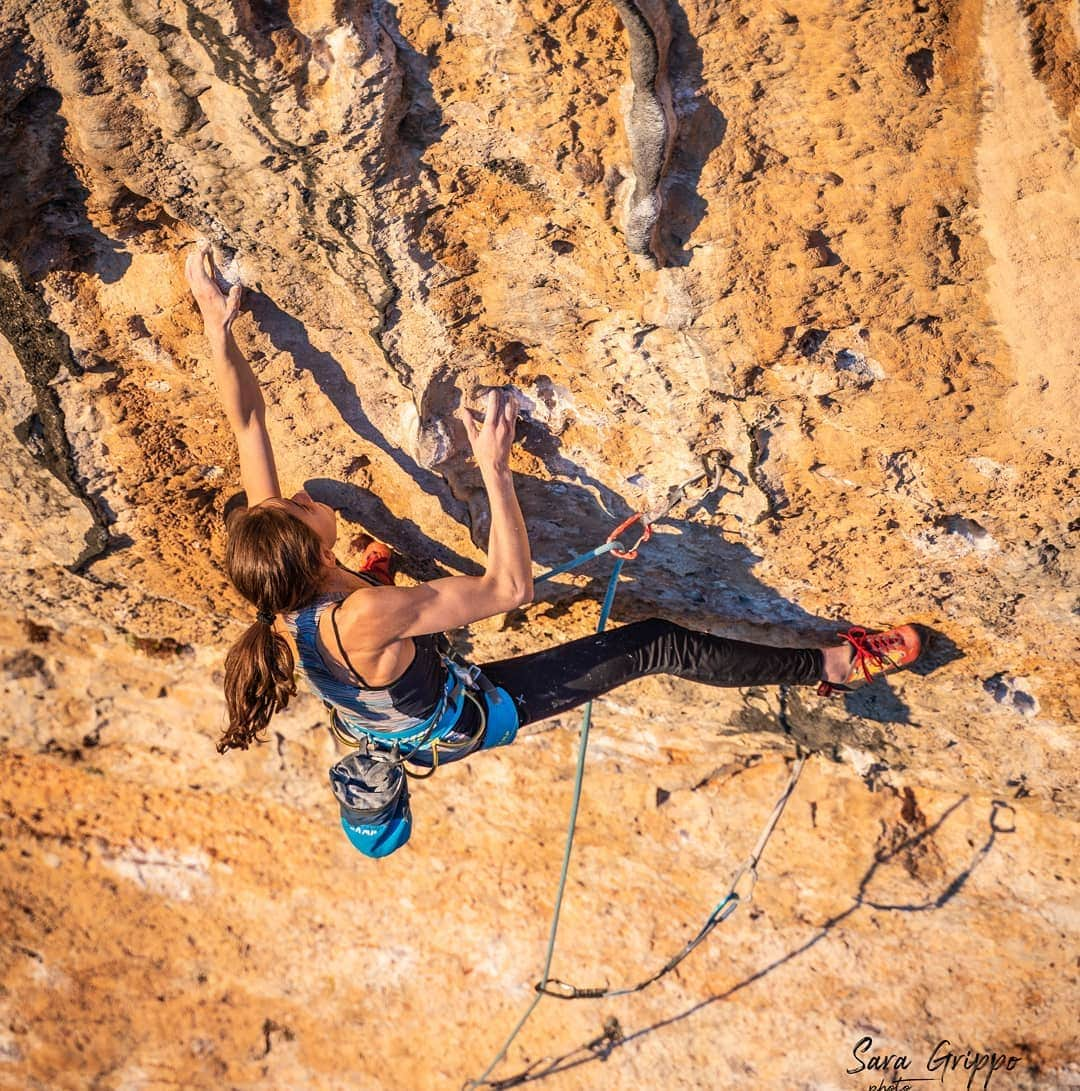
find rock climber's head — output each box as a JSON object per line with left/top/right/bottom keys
{"left": 224, "top": 490, "right": 337, "bottom": 611}
{"left": 257, "top": 490, "right": 338, "bottom": 550}
{"left": 218, "top": 490, "right": 337, "bottom": 754}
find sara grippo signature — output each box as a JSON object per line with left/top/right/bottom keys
{"left": 847, "top": 1036, "right": 1023, "bottom": 1091}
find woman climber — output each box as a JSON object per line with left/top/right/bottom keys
{"left": 184, "top": 241, "right": 922, "bottom": 857}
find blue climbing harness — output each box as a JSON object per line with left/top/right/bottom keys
{"left": 328, "top": 649, "right": 521, "bottom": 859}
{"left": 281, "top": 591, "right": 521, "bottom": 858}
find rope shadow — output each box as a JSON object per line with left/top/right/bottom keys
{"left": 476, "top": 797, "right": 1016, "bottom": 1088}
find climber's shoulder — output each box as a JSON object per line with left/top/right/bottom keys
{"left": 332, "top": 579, "right": 413, "bottom": 652}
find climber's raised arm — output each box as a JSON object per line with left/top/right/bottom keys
{"left": 333, "top": 389, "right": 533, "bottom": 644}
{"left": 184, "top": 242, "right": 281, "bottom": 506}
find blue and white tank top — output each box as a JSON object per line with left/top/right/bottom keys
{"left": 281, "top": 583, "right": 447, "bottom": 741}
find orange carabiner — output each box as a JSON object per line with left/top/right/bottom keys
{"left": 607, "top": 513, "right": 652, "bottom": 560}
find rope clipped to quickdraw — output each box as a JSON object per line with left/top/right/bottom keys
{"left": 536, "top": 749, "right": 805, "bottom": 1000}
{"left": 465, "top": 456, "right": 809, "bottom": 1090}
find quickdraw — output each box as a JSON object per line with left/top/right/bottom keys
{"left": 533, "top": 752, "right": 805, "bottom": 1001}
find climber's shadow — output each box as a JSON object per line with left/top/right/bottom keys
{"left": 907, "top": 626, "right": 964, "bottom": 677}
{"left": 225, "top": 480, "right": 481, "bottom": 586}
{"left": 613, "top": 516, "right": 843, "bottom": 637}
{"left": 481, "top": 798, "right": 1017, "bottom": 1087}
{"left": 246, "top": 292, "right": 470, "bottom": 529}
{"left": 502, "top": 420, "right": 848, "bottom": 646}
{"left": 659, "top": 2, "right": 728, "bottom": 267}
{"left": 239, "top": 300, "right": 649, "bottom": 591}
{"left": 510, "top": 415, "right": 628, "bottom": 521}
{"left": 304, "top": 476, "right": 482, "bottom": 582}
{"left": 219, "top": 296, "right": 485, "bottom": 582}
{"left": 842, "top": 682, "right": 912, "bottom": 724}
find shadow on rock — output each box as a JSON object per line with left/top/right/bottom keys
{"left": 487, "top": 421, "right": 848, "bottom": 643}
{"left": 842, "top": 680, "right": 914, "bottom": 726}
{"left": 0, "top": 84, "right": 130, "bottom": 283}
{"left": 535, "top": 509, "right": 847, "bottom": 643}
{"left": 907, "top": 625, "right": 965, "bottom": 677}
{"left": 224, "top": 476, "right": 481, "bottom": 586}
{"left": 477, "top": 798, "right": 1017, "bottom": 1088}
{"left": 658, "top": 1, "right": 728, "bottom": 267}
{"left": 246, "top": 292, "right": 470, "bottom": 527}
{"left": 839, "top": 626, "right": 964, "bottom": 726}
{"left": 304, "top": 476, "right": 482, "bottom": 582}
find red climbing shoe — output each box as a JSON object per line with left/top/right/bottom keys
{"left": 817, "top": 625, "right": 922, "bottom": 697}
{"left": 356, "top": 539, "right": 394, "bottom": 586}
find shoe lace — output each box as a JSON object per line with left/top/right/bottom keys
{"left": 840, "top": 627, "right": 899, "bottom": 683}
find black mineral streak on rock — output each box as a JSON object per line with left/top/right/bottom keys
{"left": 0, "top": 272, "right": 110, "bottom": 570}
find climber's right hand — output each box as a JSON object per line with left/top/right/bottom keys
{"left": 457, "top": 388, "right": 518, "bottom": 476}
{"left": 185, "top": 241, "right": 242, "bottom": 334}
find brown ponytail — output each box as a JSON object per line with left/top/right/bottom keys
{"left": 219, "top": 505, "right": 325, "bottom": 753}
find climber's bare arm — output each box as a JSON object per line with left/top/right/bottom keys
{"left": 336, "top": 573, "right": 531, "bottom": 649}
{"left": 204, "top": 331, "right": 281, "bottom": 505}
{"left": 227, "top": 416, "right": 281, "bottom": 508}
{"left": 337, "top": 389, "right": 532, "bottom": 645}
{"left": 184, "top": 242, "right": 282, "bottom": 506}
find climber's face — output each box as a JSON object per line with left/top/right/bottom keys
{"left": 261, "top": 490, "right": 338, "bottom": 550}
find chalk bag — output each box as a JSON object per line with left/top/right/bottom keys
{"left": 329, "top": 750, "right": 412, "bottom": 859}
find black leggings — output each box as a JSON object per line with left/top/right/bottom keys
{"left": 478, "top": 618, "right": 823, "bottom": 728}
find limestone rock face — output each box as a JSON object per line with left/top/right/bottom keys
{"left": 0, "top": 0, "right": 1077, "bottom": 1088}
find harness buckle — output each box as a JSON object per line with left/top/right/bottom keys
{"left": 444, "top": 653, "right": 483, "bottom": 691}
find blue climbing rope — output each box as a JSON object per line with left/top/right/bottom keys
{"left": 532, "top": 539, "right": 621, "bottom": 585}
{"left": 464, "top": 463, "right": 803, "bottom": 1089}
{"left": 464, "top": 552, "right": 625, "bottom": 1090}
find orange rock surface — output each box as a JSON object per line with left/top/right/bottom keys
{"left": 0, "top": 0, "right": 1076, "bottom": 1087}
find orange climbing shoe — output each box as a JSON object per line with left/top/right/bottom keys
{"left": 817, "top": 625, "right": 922, "bottom": 697}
